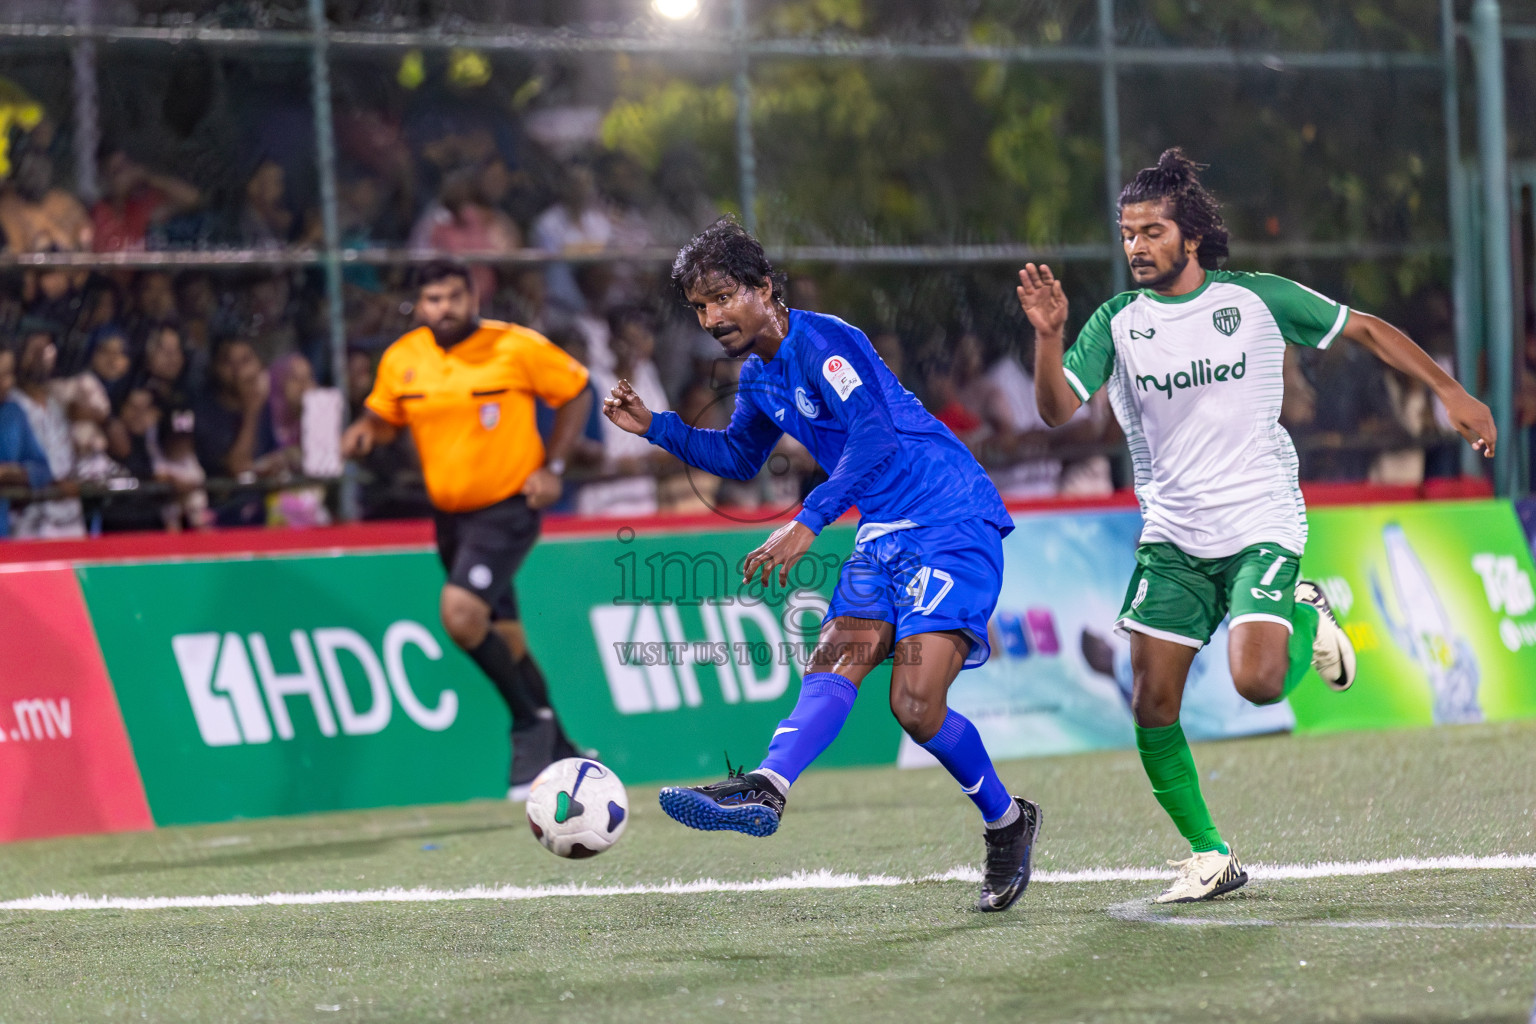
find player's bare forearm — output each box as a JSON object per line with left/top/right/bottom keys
{"left": 1342, "top": 312, "right": 1496, "bottom": 457}
{"left": 1033, "top": 330, "right": 1083, "bottom": 428}
{"left": 1017, "top": 263, "right": 1082, "bottom": 427}
{"left": 1343, "top": 312, "right": 1460, "bottom": 397}
{"left": 547, "top": 388, "right": 593, "bottom": 465}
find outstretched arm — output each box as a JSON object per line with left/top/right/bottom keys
{"left": 604, "top": 379, "right": 781, "bottom": 480}
{"left": 1018, "top": 263, "right": 1083, "bottom": 427}
{"left": 1341, "top": 312, "right": 1496, "bottom": 458}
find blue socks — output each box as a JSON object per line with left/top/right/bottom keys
{"left": 757, "top": 678, "right": 1013, "bottom": 827}
{"left": 757, "top": 672, "right": 860, "bottom": 790}
{"left": 921, "top": 709, "right": 1014, "bottom": 824}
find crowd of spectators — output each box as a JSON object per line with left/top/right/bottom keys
{"left": 0, "top": 74, "right": 1485, "bottom": 538}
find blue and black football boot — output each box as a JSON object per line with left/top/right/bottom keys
{"left": 659, "top": 761, "right": 786, "bottom": 837}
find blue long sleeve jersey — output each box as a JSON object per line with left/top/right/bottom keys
{"left": 643, "top": 309, "right": 1012, "bottom": 537}
{"left": 0, "top": 398, "right": 53, "bottom": 540}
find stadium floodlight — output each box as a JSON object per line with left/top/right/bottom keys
{"left": 653, "top": 0, "right": 700, "bottom": 19}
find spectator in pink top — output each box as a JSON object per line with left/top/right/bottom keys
{"left": 91, "top": 149, "right": 201, "bottom": 252}
{"left": 267, "top": 352, "right": 314, "bottom": 456}
{"left": 409, "top": 168, "right": 520, "bottom": 311}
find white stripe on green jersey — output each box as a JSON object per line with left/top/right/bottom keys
{"left": 1063, "top": 270, "right": 1350, "bottom": 559}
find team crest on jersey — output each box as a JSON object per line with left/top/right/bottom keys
{"left": 479, "top": 402, "right": 500, "bottom": 429}
{"left": 794, "top": 386, "right": 821, "bottom": 419}
{"left": 1212, "top": 307, "right": 1242, "bottom": 336}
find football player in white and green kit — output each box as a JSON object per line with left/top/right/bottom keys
{"left": 1018, "top": 148, "right": 1496, "bottom": 904}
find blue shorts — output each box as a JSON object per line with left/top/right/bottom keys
{"left": 825, "top": 518, "right": 1005, "bottom": 669}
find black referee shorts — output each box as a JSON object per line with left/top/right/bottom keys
{"left": 433, "top": 493, "right": 542, "bottom": 622}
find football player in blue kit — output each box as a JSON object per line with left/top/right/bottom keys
{"left": 602, "top": 218, "right": 1042, "bottom": 911}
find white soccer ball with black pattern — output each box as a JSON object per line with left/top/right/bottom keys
{"left": 525, "top": 758, "right": 629, "bottom": 858}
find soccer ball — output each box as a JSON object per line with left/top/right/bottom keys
{"left": 525, "top": 758, "right": 629, "bottom": 858}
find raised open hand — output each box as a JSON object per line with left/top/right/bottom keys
{"left": 1017, "top": 262, "right": 1069, "bottom": 338}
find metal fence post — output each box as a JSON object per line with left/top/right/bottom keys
{"left": 1099, "top": 0, "right": 1126, "bottom": 293}
{"left": 732, "top": 0, "right": 758, "bottom": 235}
{"left": 1443, "top": 0, "right": 1482, "bottom": 481}
{"left": 69, "top": 0, "right": 99, "bottom": 203}
{"left": 1472, "top": 0, "right": 1515, "bottom": 495}
{"left": 308, "top": 0, "right": 357, "bottom": 519}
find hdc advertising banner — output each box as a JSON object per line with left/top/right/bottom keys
{"left": 521, "top": 523, "right": 904, "bottom": 784}
{"left": 79, "top": 554, "right": 512, "bottom": 826}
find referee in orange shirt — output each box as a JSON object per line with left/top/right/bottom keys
{"left": 342, "top": 260, "right": 594, "bottom": 799}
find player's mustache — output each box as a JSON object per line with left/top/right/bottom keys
{"left": 710, "top": 324, "right": 740, "bottom": 339}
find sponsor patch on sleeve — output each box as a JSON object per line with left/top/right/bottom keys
{"left": 821, "top": 354, "right": 863, "bottom": 401}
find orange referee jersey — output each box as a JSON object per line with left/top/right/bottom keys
{"left": 365, "top": 319, "right": 589, "bottom": 513}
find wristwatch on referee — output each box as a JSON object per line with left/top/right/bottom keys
{"left": 546, "top": 457, "right": 566, "bottom": 477}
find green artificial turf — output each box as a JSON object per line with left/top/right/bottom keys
{"left": 2, "top": 721, "right": 1534, "bottom": 1023}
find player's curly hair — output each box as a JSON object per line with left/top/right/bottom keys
{"left": 670, "top": 215, "right": 786, "bottom": 305}
{"left": 1118, "top": 148, "right": 1230, "bottom": 270}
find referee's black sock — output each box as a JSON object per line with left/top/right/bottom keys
{"left": 516, "top": 653, "right": 576, "bottom": 747}
{"left": 467, "top": 630, "right": 540, "bottom": 729}
{"left": 516, "top": 653, "right": 551, "bottom": 708}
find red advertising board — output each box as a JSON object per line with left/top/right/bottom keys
{"left": 0, "top": 567, "right": 152, "bottom": 841}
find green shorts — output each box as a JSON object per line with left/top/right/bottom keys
{"left": 1115, "top": 541, "right": 1300, "bottom": 649}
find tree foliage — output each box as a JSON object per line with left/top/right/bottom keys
{"left": 602, "top": 0, "right": 1453, "bottom": 314}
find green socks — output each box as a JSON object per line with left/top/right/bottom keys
{"left": 1135, "top": 722, "right": 1228, "bottom": 855}
{"left": 1282, "top": 599, "right": 1321, "bottom": 698}
{"left": 1134, "top": 601, "right": 1322, "bottom": 853}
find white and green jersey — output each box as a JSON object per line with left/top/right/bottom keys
{"left": 1063, "top": 270, "right": 1349, "bottom": 558}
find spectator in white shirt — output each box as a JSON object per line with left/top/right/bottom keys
{"left": 957, "top": 332, "right": 1112, "bottom": 499}
{"left": 10, "top": 323, "right": 85, "bottom": 537}
{"left": 579, "top": 306, "right": 671, "bottom": 517}
{"left": 532, "top": 160, "right": 614, "bottom": 315}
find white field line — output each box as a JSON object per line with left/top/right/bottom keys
{"left": 2, "top": 854, "right": 1534, "bottom": 913}
{"left": 1106, "top": 900, "right": 1536, "bottom": 931}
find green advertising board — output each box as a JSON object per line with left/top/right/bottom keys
{"left": 1288, "top": 500, "right": 1536, "bottom": 732}
{"left": 77, "top": 523, "right": 906, "bottom": 825}
{"left": 79, "top": 554, "right": 510, "bottom": 825}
